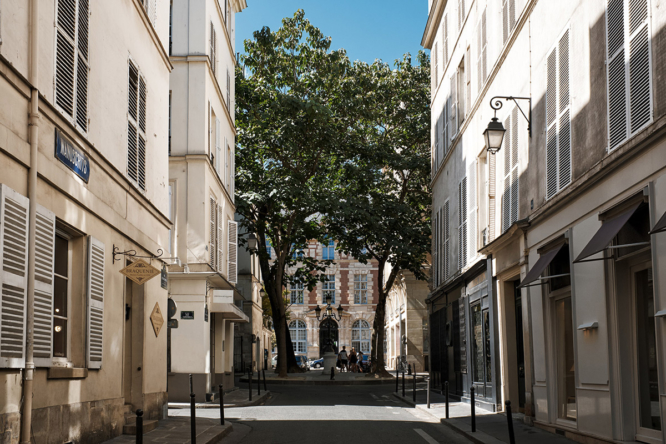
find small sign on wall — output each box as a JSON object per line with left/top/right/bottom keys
{"left": 150, "top": 302, "right": 164, "bottom": 337}
{"left": 181, "top": 311, "right": 194, "bottom": 320}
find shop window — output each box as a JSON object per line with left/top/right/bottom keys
{"left": 471, "top": 304, "right": 483, "bottom": 383}
{"left": 555, "top": 296, "right": 576, "bottom": 421}
{"left": 548, "top": 244, "right": 571, "bottom": 291}
{"left": 615, "top": 202, "right": 650, "bottom": 258}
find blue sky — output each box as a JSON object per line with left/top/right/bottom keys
{"left": 236, "top": 1, "right": 429, "bottom": 66}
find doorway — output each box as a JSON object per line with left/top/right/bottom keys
{"left": 319, "top": 318, "right": 338, "bottom": 356}
{"left": 502, "top": 279, "right": 526, "bottom": 411}
{"left": 123, "top": 274, "right": 144, "bottom": 408}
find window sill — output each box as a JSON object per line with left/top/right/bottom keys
{"left": 47, "top": 367, "right": 88, "bottom": 379}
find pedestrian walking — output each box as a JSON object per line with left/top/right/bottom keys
{"left": 349, "top": 348, "right": 358, "bottom": 373}
{"left": 338, "top": 346, "right": 348, "bottom": 372}
{"left": 357, "top": 350, "right": 364, "bottom": 373}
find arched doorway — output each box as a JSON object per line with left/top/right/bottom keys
{"left": 319, "top": 318, "right": 338, "bottom": 356}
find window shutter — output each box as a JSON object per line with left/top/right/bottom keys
{"left": 468, "top": 161, "right": 477, "bottom": 261}
{"left": 227, "top": 70, "right": 231, "bottom": 110}
{"left": 459, "top": 178, "right": 468, "bottom": 269}
{"left": 510, "top": 108, "right": 519, "bottom": 225}
{"left": 210, "top": 198, "right": 216, "bottom": 268}
{"left": 86, "top": 236, "right": 104, "bottom": 369}
{"left": 502, "top": 0, "right": 509, "bottom": 44}
{"left": 465, "top": 47, "right": 471, "bottom": 116}
{"left": 138, "top": 75, "right": 147, "bottom": 191}
{"left": 477, "top": 10, "right": 487, "bottom": 91}
{"left": 437, "top": 112, "right": 444, "bottom": 167}
{"left": 215, "top": 118, "right": 221, "bottom": 173}
{"left": 210, "top": 22, "right": 215, "bottom": 75}
{"left": 34, "top": 205, "right": 56, "bottom": 367}
{"left": 443, "top": 200, "right": 450, "bottom": 279}
{"left": 450, "top": 75, "right": 457, "bottom": 138}
{"left": 488, "top": 153, "right": 496, "bottom": 242}
{"left": 227, "top": 220, "right": 238, "bottom": 284}
{"left": 230, "top": 144, "right": 235, "bottom": 198}
{"left": 127, "top": 62, "right": 146, "bottom": 191}
{"left": 458, "top": 0, "right": 465, "bottom": 30}
{"left": 0, "top": 184, "right": 29, "bottom": 368}
{"left": 217, "top": 205, "right": 224, "bottom": 273}
{"left": 443, "top": 14, "right": 448, "bottom": 65}
{"left": 628, "top": 8, "right": 650, "bottom": 131}
{"left": 433, "top": 43, "right": 438, "bottom": 89}
{"left": 558, "top": 30, "right": 571, "bottom": 190}
{"left": 75, "top": 0, "right": 89, "bottom": 131}
{"left": 432, "top": 210, "right": 438, "bottom": 287}
{"left": 502, "top": 115, "right": 511, "bottom": 232}
{"left": 509, "top": 0, "right": 516, "bottom": 30}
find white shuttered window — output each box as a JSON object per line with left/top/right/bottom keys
{"left": 502, "top": 109, "right": 519, "bottom": 232}
{"left": 217, "top": 205, "right": 224, "bottom": 272}
{"left": 34, "top": 206, "right": 56, "bottom": 367}
{"left": 432, "top": 209, "right": 438, "bottom": 287}
{"left": 228, "top": 220, "right": 238, "bottom": 283}
{"left": 128, "top": 61, "right": 147, "bottom": 191}
{"left": 546, "top": 29, "right": 572, "bottom": 199}
{"left": 86, "top": 236, "right": 105, "bottom": 369}
{"left": 459, "top": 177, "right": 468, "bottom": 270}
{"left": 55, "top": 0, "right": 89, "bottom": 131}
{"left": 502, "top": 0, "right": 516, "bottom": 45}
{"left": 606, "top": 0, "right": 652, "bottom": 150}
{"left": 0, "top": 185, "right": 29, "bottom": 368}
{"left": 210, "top": 22, "right": 217, "bottom": 76}
{"left": 477, "top": 9, "right": 488, "bottom": 91}
{"left": 210, "top": 197, "right": 217, "bottom": 269}
{"left": 467, "top": 161, "right": 478, "bottom": 261}
{"left": 443, "top": 200, "right": 450, "bottom": 280}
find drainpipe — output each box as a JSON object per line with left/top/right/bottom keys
{"left": 21, "top": 0, "right": 40, "bottom": 442}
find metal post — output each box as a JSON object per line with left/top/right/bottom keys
{"left": 506, "top": 401, "right": 516, "bottom": 444}
{"left": 395, "top": 367, "right": 399, "bottom": 393}
{"left": 402, "top": 370, "right": 405, "bottom": 397}
{"left": 248, "top": 370, "right": 252, "bottom": 402}
{"left": 189, "top": 373, "right": 196, "bottom": 443}
{"left": 426, "top": 377, "right": 431, "bottom": 409}
{"left": 470, "top": 386, "right": 476, "bottom": 433}
{"left": 263, "top": 369, "right": 267, "bottom": 392}
{"left": 219, "top": 384, "right": 224, "bottom": 426}
{"left": 412, "top": 371, "right": 416, "bottom": 403}
{"left": 257, "top": 365, "right": 261, "bottom": 396}
{"left": 135, "top": 409, "right": 143, "bottom": 444}
{"left": 189, "top": 373, "right": 193, "bottom": 396}
{"left": 330, "top": 365, "right": 335, "bottom": 380}
{"left": 445, "top": 381, "right": 449, "bottom": 419}
{"left": 408, "top": 363, "right": 412, "bottom": 375}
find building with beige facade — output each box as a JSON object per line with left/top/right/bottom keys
{"left": 425, "top": 0, "right": 666, "bottom": 442}
{"left": 166, "top": 0, "right": 248, "bottom": 403}
{"left": 0, "top": 0, "right": 172, "bottom": 441}
{"left": 276, "top": 241, "right": 379, "bottom": 360}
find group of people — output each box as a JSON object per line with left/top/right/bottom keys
{"left": 336, "top": 346, "right": 364, "bottom": 372}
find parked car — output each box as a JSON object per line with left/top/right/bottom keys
{"left": 310, "top": 357, "right": 324, "bottom": 369}
{"left": 271, "top": 354, "right": 309, "bottom": 370}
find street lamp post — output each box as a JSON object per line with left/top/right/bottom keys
{"left": 483, "top": 96, "right": 531, "bottom": 155}
{"left": 314, "top": 295, "right": 344, "bottom": 373}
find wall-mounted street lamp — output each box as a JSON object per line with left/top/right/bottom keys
{"left": 314, "top": 295, "right": 344, "bottom": 353}
{"left": 483, "top": 96, "right": 532, "bottom": 155}
{"left": 247, "top": 233, "right": 258, "bottom": 253}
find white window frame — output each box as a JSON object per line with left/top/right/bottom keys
{"left": 290, "top": 282, "right": 304, "bottom": 305}
{"left": 289, "top": 320, "right": 307, "bottom": 354}
{"left": 354, "top": 274, "right": 367, "bottom": 304}
{"left": 352, "top": 320, "right": 371, "bottom": 353}
{"left": 323, "top": 274, "right": 336, "bottom": 304}
{"left": 52, "top": 230, "right": 72, "bottom": 365}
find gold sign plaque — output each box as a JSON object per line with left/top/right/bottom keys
{"left": 120, "top": 259, "right": 161, "bottom": 285}
{"left": 150, "top": 302, "right": 164, "bottom": 337}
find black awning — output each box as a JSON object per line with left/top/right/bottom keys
{"left": 574, "top": 202, "right": 641, "bottom": 263}
{"left": 649, "top": 209, "right": 666, "bottom": 235}
{"left": 517, "top": 244, "right": 564, "bottom": 289}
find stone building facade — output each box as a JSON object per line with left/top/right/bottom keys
{"left": 425, "top": 0, "right": 666, "bottom": 442}
{"left": 0, "top": 0, "right": 171, "bottom": 441}
{"left": 275, "top": 241, "right": 379, "bottom": 360}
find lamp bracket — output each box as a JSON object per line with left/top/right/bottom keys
{"left": 113, "top": 244, "right": 164, "bottom": 265}
{"left": 490, "top": 96, "right": 532, "bottom": 136}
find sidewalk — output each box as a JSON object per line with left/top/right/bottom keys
{"left": 240, "top": 368, "right": 419, "bottom": 385}
{"left": 168, "top": 388, "right": 271, "bottom": 409}
{"left": 105, "top": 417, "right": 232, "bottom": 444}
{"left": 394, "top": 385, "right": 578, "bottom": 444}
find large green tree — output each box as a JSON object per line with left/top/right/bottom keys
{"left": 235, "top": 11, "right": 354, "bottom": 376}
{"left": 326, "top": 52, "right": 432, "bottom": 376}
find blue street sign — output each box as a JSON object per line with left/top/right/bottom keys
{"left": 55, "top": 129, "right": 90, "bottom": 183}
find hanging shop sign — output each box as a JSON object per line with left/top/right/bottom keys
{"left": 120, "top": 259, "right": 161, "bottom": 285}
{"left": 150, "top": 302, "right": 164, "bottom": 337}
{"left": 55, "top": 129, "right": 90, "bottom": 183}
{"left": 161, "top": 266, "right": 168, "bottom": 289}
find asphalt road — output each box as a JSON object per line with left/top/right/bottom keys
{"left": 169, "top": 381, "right": 473, "bottom": 444}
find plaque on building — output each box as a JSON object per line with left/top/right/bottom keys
{"left": 120, "top": 259, "right": 161, "bottom": 285}
{"left": 459, "top": 300, "right": 467, "bottom": 374}
{"left": 161, "top": 266, "right": 168, "bottom": 289}
{"left": 181, "top": 311, "right": 194, "bottom": 320}
{"left": 150, "top": 302, "right": 164, "bottom": 337}
{"left": 55, "top": 129, "right": 90, "bottom": 183}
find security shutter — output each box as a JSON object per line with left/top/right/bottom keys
{"left": 227, "top": 220, "right": 238, "bottom": 284}
{"left": 55, "top": 0, "right": 89, "bottom": 132}
{"left": 458, "top": 177, "right": 468, "bottom": 270}
{"left": 210, "top": 198, "right": 216, "bottom": 268}
{"left": 546, "top": 29, "right": 572, "bottom": 199}
{"left": 606, "top": 0, "right": 651, "bottom": 150}
{"left": 443, "top": 200, "right": 450, "bottom": 279}
{"left": 34, "top": 205, "right": 56, "bottom": 367}
{"left": 86, "top": 236, "right": 104, "bottom": 369}
{"left": 128, "top": 61, "right": 147, "bottom": 191}
{"left": 467, "top": 161, "right": 477, "bottom": 262}
{"left": 0, "top": 185, "right": 29, "bottom": 368}
{"left": 217, "top": 205, "right": 224, "bottom": 273}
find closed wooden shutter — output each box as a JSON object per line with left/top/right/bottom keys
{"left": 227, "top": 69, "right": 231, "bottom": 110}
{"left": 217, "top": 205, "right": 224, "bottom": 273}
{"left": 0, "top": 185, "right": 29, "bottom": 368}
{"left": 502, "top": 114, "right": 511, "bottom": 232}
{"left": 433, "top": 43, "right": 438, "bottom": 90}
{"left": 458, "top": 0, "right": 465, "bottom": 30}
{"left": 128, "top": 61, "right": 147, "bottom": 191}
{"left": 210, "top": 198, "right": 216, "bottom": 268}
{"left": 432, "top": 210, "right": 438, "bottom": 287}
{"left": 227, "top": 220, "right": 238, "bottom": 284}
{"left": 437, "top": 111, "right": 444, "bottom": 168}
{"left": 477, "top": 9, "right": 487, "bottom": 91}
{"left": 546, "top": 29, "right": 571, "bottom": 199}
{"left": 34, "top": 205, "right": 56, "bottom": 367}
{"left": 210, "top": 23, "right": 217, "bottom": 76}
{"left": 55, "top": 0, "right": 89, "bottom": 132}
{"left": 465, "top": 48, "right": 471, "bottom": 117}
{"left": 502, "top": 0, "right": 509, "bottom": 44}
{"left": 488, "top": 153, "right": 496, "bottom": 242}
{"left": 458, "top": 177, "right": 467, "bottom": 270}
{"left": 86, "top": 236, "right": 104, "bottom": 369}
{"left": 467, "top": 161, "right": 477, "bottom": 262}
{"left": 443, "top": 98, "right": 449, "bottom": 156}
{"left": 443, "top": 200, "right": 450, "bottom": 279}
{"left": 450, "top": 75, "right": 457, "bottom": 139}
{"left": 215, "top": 118, "right": 221, "bottom": 173}
{"left": 443, "top": 14, "right": 448, "bottom": 66}
{"left": 607, "top": 0, "right": 651, "bottom": 149}
{"left": 433, "top": 120, "right": 439, "bottom": 175}
{"left": 510, "top": 108, "right": 519, "bottom": 225}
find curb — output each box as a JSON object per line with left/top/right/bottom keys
{"left": 238, "top": 377, "right": 398, "bottom": 385}
{"left": 168, "top": 392, "right": 271, "bottom": 409}
{"left": 204, "top": 423, "right": 234, "bottom": 444}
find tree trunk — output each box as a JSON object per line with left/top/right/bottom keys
{"left": 370, "top": 294, "right": 390, "bottom": 377}
{"left": 268, "top": 285, "right": 302, "bottom": 377}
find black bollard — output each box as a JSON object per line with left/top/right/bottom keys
{"left": 248, "top": 370, "right": 253, "bottom": 402}
{"left": 219, "top": 384, "right": 224, "bottom": 426}
{"left": 395, "top": 367, "right": 399, "bottom": 393}
{"left": 330, "top": 365, "right": 335, "bottom": 380}
{"left": 445, "top": 381, "right": 449, "bottom": 419}
{"left": 412, "top": 371, "right": 416, "bottom": 403}
{"left": 190, "top": 393, "right": 197, "bottom": 443}
{"left": 402, "top": 370, "right": 405, "bottom": 397}
{"left": 135, "top": 409, "right": 143, "bottom": 444}
{"left": 506, "top": 401, "right": 516, "bottom": 444}
{"left": 257, "top": 365, "right": 261, "bottom": 397}
{"left": 470, "top": 386, "right": 476, "bottom": 432}
{"left": 189, "top": 373, "right": 193, "bottom": 395}
{"left": 426, "top": 377, "right": 431, "bottom": 409}
{"left": 408, "top": 363, "right": 412, "bottom": 375}
{"left": 263, "top": 369, "right": 267, "bottom": 392}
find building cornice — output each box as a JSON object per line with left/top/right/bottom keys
{"left": 422, "top": 0, "right": 448, "bottom": 49}
{"left": 478, "top": 219, "right": 529, "bottom": 256}
{"left": 131, "top": 0, "right": 173, "bottom": 71}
